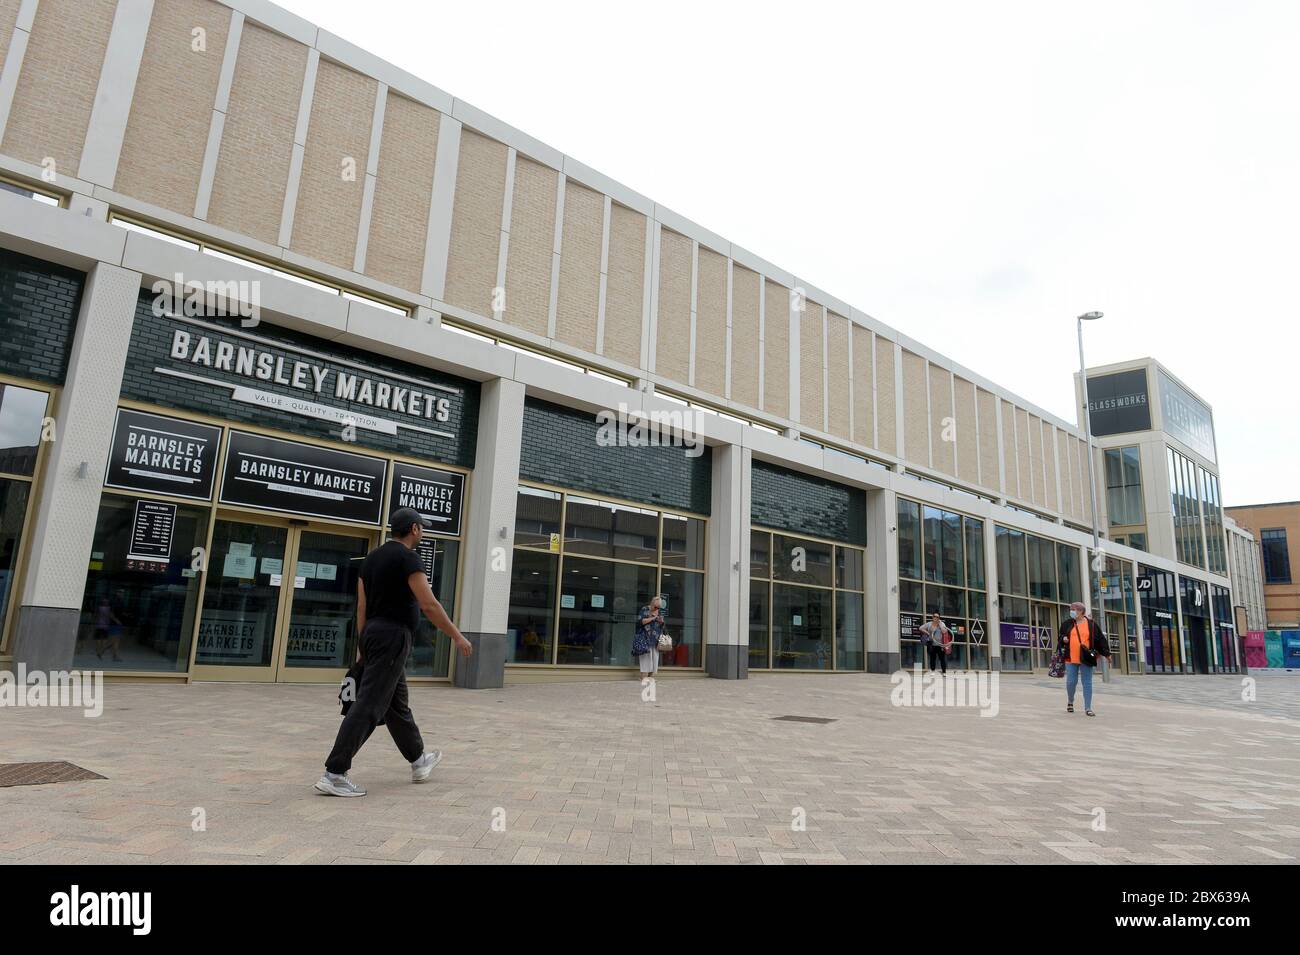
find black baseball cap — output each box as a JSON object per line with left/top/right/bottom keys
{"left": 389, "top": 507, "right": 431, "bottom": 536}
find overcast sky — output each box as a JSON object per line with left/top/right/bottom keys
{"left": 280, "top": 0, "right": 1298, "bottom": 506}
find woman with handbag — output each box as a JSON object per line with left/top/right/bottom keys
{"left": 632, "top": 595, "right": 670, "bottom": 678}
{"left": 1056, "top": 601, "right": 1110, "bottom": 716}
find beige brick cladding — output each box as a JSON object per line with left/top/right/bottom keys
{"left": 902, "top": 350, "right": 928, "bottom": 467}
{"left": 826, "top": 312, "right": 850, "bottom": 440}
{"left": 977, "top": 387, "right": 1000, "bottom": 494}
{"left": 851, "top": 324, "right": 874, "bottom": 448}
{"left": 2, "top": 0, "right": 115, "bottom": 175}
{"left": 555, "top": 178, "right": 603, "bottom": 353}
{"left": 502, "top": 154, "right": 556, "bottom": 335}
{"left": 291, "top": 58, "right": 376, "bottom": 270}
{"left": 365, "top": 91, "right": 439, "bottom": 292}
{"left": 798, "top": 301, "right": 824, "bottom": 431}
{"left": 602, "top": 202, "right": 645, "bottom": 366}
{"left": 655, "top": 228, "right": 691, "bottom": 382}
{"left": 928, "top": 363, "right": 955, "bottom": 475}
{"left": 762, "top": 280, "right": 789, "bottom": 419}
{"left": 445, "top": 128, "right": 507, "bottom": 319}
{"left": 206, "top": 22, "right": 306, "bottom": 244}
{"left": 729, "top": 264, "right": 760, "bottom": 409}
{"left": 874, "top": 337, "right": 897, "bottom": 456}
{"left": 955, "top": 376, "right": 978, "bottom": 483}
{"left": 116, "top": 0, "right": 230, "bottom": 214}
{"left": 694, "top": 245, "right": 727, "bottom": 396}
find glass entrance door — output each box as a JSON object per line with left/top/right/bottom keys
{"left": 277, "top": 530, "right": 370, "bottom": 681}
{"left": 192, "top": 518, "right": 374, "bottom": 682}
{"left": 193, "top": 518, "right": 290, "bottom": 680}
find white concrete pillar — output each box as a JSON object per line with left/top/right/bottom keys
{"left": 454, "top": 377, "right": 525, "bottom": 688}
{"left": 12, "top": 261, "right": 141, "bottom": 671}
{"left": 985, "top": 516, "right": 1001, "bottom": 670}
{"left": 866, "top": 487, "right": 900, "bottom": 672}
{"left": 705, "top": 443, "right": 749, "bottom": 678}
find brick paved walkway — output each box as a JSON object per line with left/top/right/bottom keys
{"left": 2, "top": 672, "right": 1297, "bottom": 864}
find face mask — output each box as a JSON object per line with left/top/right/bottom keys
{"left": 1069, "top": 610, "right": 1079, "bottom": 620}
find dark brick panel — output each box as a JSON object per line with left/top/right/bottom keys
{"left": 751, "top": 460, "right": 866, "bottom": 545}
{"left": 0, "top": 248, "right": 85, "bottom": 386}
{"left": 519, "top": 398, "right": 712, "bottom": 514}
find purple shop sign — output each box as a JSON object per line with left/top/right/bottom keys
{"left": 999, "top": 623, "right": 1031, "bottom": 648}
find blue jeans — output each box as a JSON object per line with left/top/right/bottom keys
{"left": 1065, "top": 662, "right": 1093, "bottom": 710}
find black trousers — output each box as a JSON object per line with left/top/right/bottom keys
{"left": 325, "top": 620, "right": 424, "bottom": 775}
{"left": 927, "top": 644, "right": 948, "bottom": 674}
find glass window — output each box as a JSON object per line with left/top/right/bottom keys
{"left": 996, "top": 525, "right": 1027, "bottom": 596}
{"left": 836, "top": 591, "right": 864, "bottom": 671}
{"left": 555, "top": 556, "right": 658, "bottom": 665}
{"left": 1058, "top": 544, "right": 1081, "bottom": 604}
{"left": 898, "top": 498, "right": 921, "bottom": 580}
{"left": 925, "top": 585, "right": 966, "bottom": 619}
{"left": 662, "top": 514, "right": 705, "bottom": 570}
{"left": 750, "top": 530, "right": 770, "bottom": 579}
{"left": 409, "top": 537, "right": 458, "bottom": 677}
{"left": 899, "top": 579, "right": 922, "bottom": 613}
{"left": 748, "top": 584, "right": 770, "bottom": 669}
{"left": 1262, "top": 529, "right": 1291, "bottom": 583}
{"left": 0, "top": 385, "right": 48, "bottom": 477}
{"left": 1028, "top": 535, "right": 1057, "bottom": 601}
{"left": 921, "top": 506, "right": 963, "bottom": 586}
{"left": 0, "top": 478, "right": 31, "bottom": 632}
{"left": 564, "top": 496, "right": 659, "bottom": 564}
{"left": 772, "top": 585, "right": 832, "bottom": 670}
{"left": 74, "top": 496, "right": 209, "bottom": 672}
{"left": 773, "top": 534, "right": 833, "bottom": 588}
{"left": 514, "top": 486, "right": 561, "bottom": 549}
{"left": 660, "top": 570, "right": 704, "bottom": 667}
{"left": 506, "top": 548, "right": 557, "bottom": 663}
{"left": 964, "top": 518, "right": 985, "bottom": 590}
{"left": 836, "top": 545, "right": 863, "bottom": 591}
{"left": 1104, "top": 446, "right": 1144, "bottom": 526}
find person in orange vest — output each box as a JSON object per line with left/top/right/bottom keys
{"left": 1055, "top": 601, "right": 1111, "bottom": 716}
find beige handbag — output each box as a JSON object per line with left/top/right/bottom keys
{"left": 657, "top": 632, "right": 673, "bottom": 652}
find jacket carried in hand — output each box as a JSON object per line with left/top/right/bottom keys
{"left": 1055, "top": 614, "right": 1110, "bottom": 665}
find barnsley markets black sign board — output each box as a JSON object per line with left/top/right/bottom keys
{"left": 219, "top": 430, "right": 387, "bottom": 524}
{"left": 104, "top": 408, "right": 220, "bottom": 501}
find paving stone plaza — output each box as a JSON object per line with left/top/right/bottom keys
{"left": 2, "top": 672, "right": 1297, "bottom": 865}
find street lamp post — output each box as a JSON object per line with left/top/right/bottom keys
{"left": 1077, "top": 311, "right": 1104, "bottom": 623}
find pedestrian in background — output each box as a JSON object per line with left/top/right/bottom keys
{"left": 1057, "top": 600, "right": 1110, "bottom": 716}
{"left": 918, "top": 612, "right": 951, "bottom": 675}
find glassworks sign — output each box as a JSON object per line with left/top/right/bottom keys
{"left": 219, "top": 430, "right": 387, "bottom": 524}
{"left": 104, "top": 408, "right": 221, "bottom": 501}
{"left": 1086, "top": 369, "right": 1151, "bottom": 436}
{"left": 1158, "top": 369, "right": 1216, "bottom": 463}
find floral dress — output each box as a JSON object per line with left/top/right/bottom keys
{"left": 632, "top": 606, "right": 663, "bottom": 672}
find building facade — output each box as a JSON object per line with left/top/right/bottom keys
{"left": 1225, "top": 502, "right": 1300, "bottom": 669}
{"left": 0, "top": 0, "right": 1238, "bottom": 684}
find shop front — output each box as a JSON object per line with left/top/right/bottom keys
{"left": 72, "top": 300, "right": 477, "bottom": 682}
{"left": 995, "top": 525, "right": 1082, "bottom": 672}
{"left": 0, "top": 249, "right": 86, "bottom": 659}
{"left": 1209, "top": 583, "right": 1239, "bottom": 673}
{"left": 897, "top": 497, "right": 988, "bottom": 670}
{"left": 1178, "top": 575, "right": 1213, "bottom": 674}
{"left": 506, "top": 399, "right": 710, "bottom": 677}
{"left": 1139, "top": 564, "right": 1182, "bottom": 672}
{"left": 748, "top": 462, "right": 866, "bottom": 672}
{"left": 1100, "top": 555, "right": 1139, "bottom": 673}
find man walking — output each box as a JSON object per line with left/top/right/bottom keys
{"left": 315, "top": 507, "right": 472, "bottom": 797}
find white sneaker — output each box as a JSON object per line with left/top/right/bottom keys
{"left": 411, "top": 750, "right": 442, "bottom": 783}
{"left": 315, "top": 773, "right": 366, "bottom": 797}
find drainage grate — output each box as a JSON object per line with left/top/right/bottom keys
{"left": 772, "top": 715, "right": 837, "bottom": 724}
{"left": 0, "top": 761, "right": 105, "bottom": 788}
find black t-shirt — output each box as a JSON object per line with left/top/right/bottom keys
{"left": 360, "top": 540, "right": 425, "bottom": 632}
